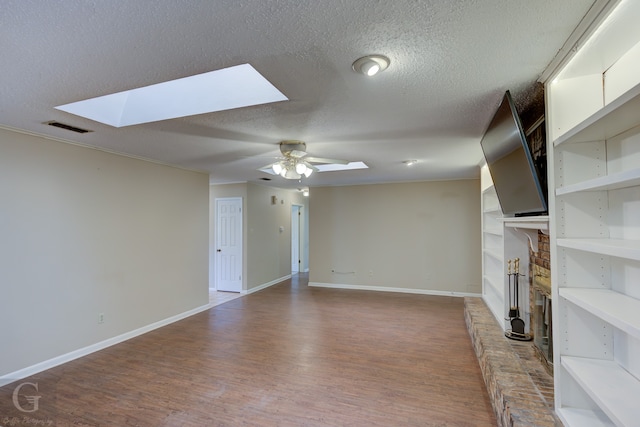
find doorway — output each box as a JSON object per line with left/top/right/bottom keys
{"left": 214, "top": 197, "right": 243, "bottom": 292}
{"left": 291, "top": 205, "right": 302, "bottom": 273}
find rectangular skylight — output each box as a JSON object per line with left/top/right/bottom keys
{"left": 55, "top": 64, "right": 288, "bottom": 127}
{"left": 314, "top": 162, "right": 368, "bottom": 172}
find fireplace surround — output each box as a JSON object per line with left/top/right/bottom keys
{"left": 532, "top": 264, "right": 552, "bottom": 374}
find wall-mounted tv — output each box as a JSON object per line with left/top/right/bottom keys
{"left": 480, "top": 91, "right": 547, "bottom": 216}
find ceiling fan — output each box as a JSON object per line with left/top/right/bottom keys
{"left": 263, "top": 140, "right": 350, "bottom": 180}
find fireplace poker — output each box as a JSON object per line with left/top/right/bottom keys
{"left": 507, "top": 259, "right": 517, "bottom": 318}
{"left": 505, "top": 257, "right": 531, "bottom": 341}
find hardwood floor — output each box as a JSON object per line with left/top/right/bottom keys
{"left": 1, "top": 274, "right": 496, "bottom": 426}
{"left": 209, "top": 289, "right": 242, "bottom": 307}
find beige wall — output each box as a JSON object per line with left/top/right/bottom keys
{"left": 0, "top": 128, "right": 209, "bottom": 377}
{"left": 309, "top": 180, "right": 481, "bottom": 294}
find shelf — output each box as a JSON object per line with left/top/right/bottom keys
{"left": 556, "top": 408, "right": 615, "bottom": 427}
{"left": 556, "top": 168, "right": 640, "bottom": 195}
{"left": 502, "top": 216, "right": 549, "bottom": 231}
{"left": 482, "top": 226, "right": 502, "bottom": 236}
{"left": 501, "top": 216, "right": 548, "bottom": 251}
{"left": 483, "top": 206, "right": 501, "bottom": 214}
{"left": 560, "top": 288, "right": 640, "bottom": 340}
{"left": 481, "top": 184, "right": 495, "bottom": 194}
{"left": 483, "top": 247, "right": 502, "bottom": 262}
{"left": 483, "top": 274, "right": 502, "bottom": 297}
{"left": 554, "top": 80, "right": 640, "bottom": 146}
{"left": 562, "top": 356, "right": 640, "bottom": 427}
{"left": 548, "top": 1, "right": 640, "bottom": 424}
{"left": 557, "top": 238, "right": 640, "bottom": 261}
{"left": 483, "top": 285, "right": 506, "bottom": 331}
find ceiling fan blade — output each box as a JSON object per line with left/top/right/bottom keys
{"left": 259, "top": 161, "right": 278, "bottom": 170}
{"left": 305, "top": 156, "right": 349, "bottom": 165}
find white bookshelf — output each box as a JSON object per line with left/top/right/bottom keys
{"left": 555, "top": 408, "right": 614, "bottom": 427}
{"left": 557, "top": 239, "right": 640, "bottom": 261}
{"left": 480, "top": 165, "right": 538, "bottom": 332}
{"left": 559, "top": 288, "right": 640, "bottom": 340}
{"left": 546, "top": 1, "right": 640, "bottom": 425}
{"left": 481, "top": 165, "right": 506, "bottom": 328}
{"left": 502, "top": 216, "right": 549, "bottom": 231}
{"left": 562, "top": 357, "right": 640, "bottom": 427}
{"left": 556, "top": 168, "right": 640, "bottom": 195}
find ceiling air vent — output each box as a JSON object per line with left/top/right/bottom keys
{"left": 46, "top": 121, "right": 92, "bottom": 134}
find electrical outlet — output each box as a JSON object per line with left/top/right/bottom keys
{"left": 98, "top": 313, "right": 104, "bottom": 324}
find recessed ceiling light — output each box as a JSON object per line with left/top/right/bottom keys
{"left": 352, "top": 55, "right": 390, "bottom": 77}
{"left": 55, "top": 64, "right": 288, "bottom": 127}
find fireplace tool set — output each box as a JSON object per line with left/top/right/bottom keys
{"left": 505, "top": 258, "right": 532, "bottom": 341}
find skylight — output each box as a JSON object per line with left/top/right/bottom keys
{"left": 314, "top": 162, "right": 368, "bottom": 172}
{"left": 55, "top": 64, "right": 288, "bottom": 127}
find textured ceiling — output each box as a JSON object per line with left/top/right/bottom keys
{"left": 1, "top": 0, "right": 595, "bottom": 188}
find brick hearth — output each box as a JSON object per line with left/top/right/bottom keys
{"left": 464, "top": 297, "right": 560, "bottom": 427}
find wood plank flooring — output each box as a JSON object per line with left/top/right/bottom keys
{"left": 1, "top": 274, "right": 496, "bottom": 426}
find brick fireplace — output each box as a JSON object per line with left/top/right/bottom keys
{"left": 466, "top": 228, "right": 559, "bottom": 426}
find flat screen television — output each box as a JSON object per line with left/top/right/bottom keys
{"left": 480, "top": 91, "right": 547, "bottom": 216}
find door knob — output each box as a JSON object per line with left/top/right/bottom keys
{"left": 216, "top": 249, "right": 221, "bottom": 252}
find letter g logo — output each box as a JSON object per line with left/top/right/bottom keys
{"left": 12, "top": 382, "right": 41, "bottom": 413}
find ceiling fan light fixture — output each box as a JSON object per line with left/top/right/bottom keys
{"left": 303, "top": 167, "right": 313, "bottom": 178}
{"left": 283, "top": 168, "right": 301, "bottom": 180}
{"left": 260, "top": 140, "right": 352, "bottom": 179}
{"left": 352, "top": 55, "right": 390, "bottom": 77}
{"left": 295, "top": 162, "right": 308, "bottom": 175}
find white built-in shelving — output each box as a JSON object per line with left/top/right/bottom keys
{"left": 555, "top": 168, "right": 640, "bottom": 195}
{"left": 546, "top": 0, "right": 640, "bottom": 425}
{"left": 502, "top": 216, "right": 549, "bottom": 231}
{"left": 559, "top": 288, "right": 640, "bottom": 340}
{"left": 480, "top": 166, "right": 541, "bottom": 332}
{"left": 481, "top": 166, "right": 507, "bottom": 328}
{"left": 557, "top": 238, "right": 640, "bottom": 260}
{"left": 561, "top": 357, "right": 640, "bottom": 427}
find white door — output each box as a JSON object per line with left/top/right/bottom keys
{"left": 215, "top": 198, "right": 242, "bottom": 292}
{"left": 291, "top": 205, "right": 301, "bottom": 272}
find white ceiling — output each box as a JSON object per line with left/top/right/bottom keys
{"left": 2, "top": 0, "right": 596, "bottom": 189}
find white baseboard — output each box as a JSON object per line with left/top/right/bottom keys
{"left": 309, "top": 282, "right": 481, "bottom": 298}
{"left": 0, "top": 303, "right": 211, "bottom": 387}
{"left": 244, "top": 274, "right": 292, "bottom": 295}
